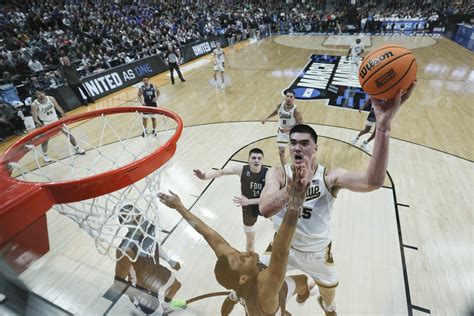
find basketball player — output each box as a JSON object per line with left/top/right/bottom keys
{"left": 164, "top": 45, "right": 185, "bottom": 85}
{"left": 193, "top": 148, "right": 268, "bottom": 252}
{"left": 212, "top": 42, "right": 230, "bottom": 90}
{"left": 113, "top": 204, "right": 186, "bottom": 314}
{"left": 31, "top": 89, "right": 85, "bottom": 163}
{"left": 351, "top": 98, "right": 376, "bottom": 151}
{"left": 346, "top": 38, "right": 364, "bottom": 78}
{"left": 137, "top": 76, "right": 160, "bottom": 137}
{"left": 261, "top": 89, "right": 303, "bottom": 166}
{"left": 158, "top": 165, "right": 312, "bottom": 316}
{"left": 259, "top": 85, "right": 416, "bottom": 316}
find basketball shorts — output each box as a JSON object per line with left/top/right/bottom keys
{"left": 214, "top": 62, "right": 225, "bottom": 72}
{"left": 242, "top": 206, "right": 260, "bottom": 226}
{"left": 351, "top": 55, "right": 361, "bottom": 66}
{"left": 277, "top": 129, "right": 290, "bottom": 148}
{"left": 142, "top": 102, "right": 158, "bottom": 118}
{"left": 260, "top": 241, "right": 338, "bottom": 288}
{"left": 366, "top": 110, "right": 376, "bottom": 126}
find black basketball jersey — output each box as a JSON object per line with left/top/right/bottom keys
{"left": 141, "top": 84, "right": 156, "bottom": 105}
{"left": 122, "top": 220, "right": 158, "bottom": 259}
{"left": 241, "top": 165, "right": 268, "bottom": 212}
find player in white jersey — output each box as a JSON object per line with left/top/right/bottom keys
{"left": 212, "top": 42, "right": 230, "bottom": 90}
{"left": 259, "top": 84, "right": 416, "bottom": 316}
{"left": 261, "top": 89, "right": 303, "bottom": 166}
{"left": 346, "top": 38, "right": 365, "bottom": 77}
{"left": 31, "top": 89, "right": 85, "bottom": 163}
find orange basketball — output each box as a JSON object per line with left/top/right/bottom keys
{"left": 358, "top": 44, "right": 416, "bottom": 100}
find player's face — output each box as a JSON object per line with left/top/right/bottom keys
{"left": 35, "top": 91, "right": 45, "bottom": 99}
{"left": 227, "top": 251, "right": 259, "bottom": 277}
{"left": 248, "top": 153, "right": 263, "bottom": 169}
{"left": 216, "top": 43, "right": 221, "bottom": 49}
{"left": 285, "top": 93, "right": 295, "bottom": 105}
{"left": 143, "top": 78, "right": 149, "bottom": 85}
{"left": 289, "top": 132, "right": 316, "bottom": 166}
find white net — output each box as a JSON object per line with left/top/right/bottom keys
{"left": 8, "top": 109, "right": 179, "bottom": 262}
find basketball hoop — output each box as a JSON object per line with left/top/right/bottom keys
{"left": 0, "top": 107, "right": 182, "bottom": 261}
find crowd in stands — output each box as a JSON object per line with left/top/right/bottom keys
{"left": 0, "top": 0, "right": 472, "bottom": 141}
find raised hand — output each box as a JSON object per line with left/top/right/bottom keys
{"left": 233, "top": 195, "right": 250, "bottom": 207}
{"left": 193, "top": 169, "right": 206, "bottom": 180}
{"left": 286, "top": 158, "right": 311, "bottom": 207}
{"left": 370, "top": 81, "right": 416, "bottom": 130}
{"left": 158, "top": 190, "right": 184, "bottom": 209}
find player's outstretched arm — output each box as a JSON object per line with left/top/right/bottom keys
{"left": 159, "top": 190, "right": 235, "bottom": 257}
{"left": 327, "top": 82, "right": 416, "bottom": 192}
{"left": 233, "top": 195, "right": 259, "bottom": 207}
{"left": 193, "top": 165, "right": 242, "bottom": 180}
{"left": 259, "top": 166, "right": 289, "bottom": 217}
{"left": 257, "top": 163, "right": 308, "bottom": 312}
{"left": 261, "top": 104, "right": 279, "bottom": 124}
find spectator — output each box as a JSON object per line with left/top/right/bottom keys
{"left": 60, "top": 56, "right": 93, "bottom": 105}
{"left": 28, "top": 58, "right": 44, "bottom": 73}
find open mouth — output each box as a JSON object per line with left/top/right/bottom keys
{"left": 294, "top": 154, "right": 303, "bottom": 164}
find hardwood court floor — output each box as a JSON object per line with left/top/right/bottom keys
{"left": 2, "top": 35, "right": 473, "bottom": 315}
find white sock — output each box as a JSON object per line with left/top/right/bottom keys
{"left": 324, "top": 300, "right": 336, "bottom": 312}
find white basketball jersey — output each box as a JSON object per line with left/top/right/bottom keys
{"left": 278, "top": 103, "right": 297, "bottom": 131}
{"left": 214, "top": 48, "right": 224, "bottom": 63}
{"left": 351, "top": 43, "right": 364, "bottom": 56}
{"left": 33, "top": 97, "right": 58, "bottom": 122}
{"left": 273, "top": 164, "right": 336, "bottom": 252}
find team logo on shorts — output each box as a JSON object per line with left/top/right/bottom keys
{"left": 286, "top": 54, "right": 369, "bottom": 110}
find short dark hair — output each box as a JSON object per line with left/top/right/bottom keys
{"left": 214, "top": 255, "right": 240, "bottom": 290}
{"left": 248, "top": 148, "right": 264, "bottom": 157}
{"left": 290, "top": 124, "right": 318, "bottom": 144}
{"left": 284, "top": 88, "right": 295, "bottom": 96}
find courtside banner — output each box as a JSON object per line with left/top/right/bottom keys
{"left": 80, "top": 55, "right": 168, "bottom": 100}
{"left": 287, "top": 54, "right": 369, "bottom": 110}
{"left": 181, "top": 35, "right": 228, "bottom": 63}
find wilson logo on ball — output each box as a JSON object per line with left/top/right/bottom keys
{"left": 375, "top": 69, "right": 396, "bottom": 88}
{"left": 359, "top": 51, "right": 395, "bottom": 79}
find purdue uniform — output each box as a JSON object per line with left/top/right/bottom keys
{"left": 262, "top": 164, "right": 338, "bottom": 287}
{"left": 277, "top": 103, "right": 297, "bottom": 148}
{"left": 33, "top": 96, "right": 59, "bottom": 124}
{"left": 241, "top": 165, "right": 268, "bottom": 226}
{"left": 350, "top": 42, "right": 364, "bottom": 67}
{"left": 213, "top": 47, "right": 225, "bottom": 72}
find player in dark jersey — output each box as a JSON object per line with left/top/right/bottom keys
{"left": 158, "top": 160, "right": 313, "bottom": 316}
{"left": 111, "top": 205, "right": 186, "bottom": 314}
{"left": 350, "top": 98, "right": 376, "bottom": 151}
{"left": 137, "top": 76, "right": 160, "bottom": 137}
{"left": 193, "top": 148, "right": 268, "bottom": 252}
